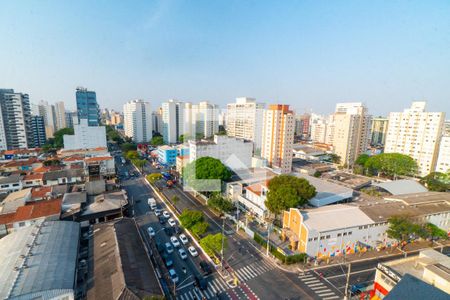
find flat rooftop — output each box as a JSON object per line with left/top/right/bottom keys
{"left": 373, "top": 179, "right": 428, "bottom": 195}
{"left": 0, "top": 221, "right": 79, "bottom": 299}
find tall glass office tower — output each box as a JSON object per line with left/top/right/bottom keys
{"left": 76, "top": 87, "right": 100, "bottom": 126}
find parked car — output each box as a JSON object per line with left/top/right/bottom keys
{"left": 194, "top": 276, "right": 207, "bottom": 290}
{"left": 147, "top": 226, "right": 155, "bottom": 237}
{"left": 159, "top": 217, "right": 166, "bottom": 225}
{"left": 188, "top": 246, "right": 198, "bottom": 257}
{"left": 163, "top": 211, "right": 170, "bottom": 218}
{"left": 164, "top": 227, "right": 174, "bottom": 236}
{"left": 170, "top": 236, "right": 180, "bottom": 248}
{"left": 179, "top": 234, "right": 188, "bottom": 244}
{"left": 168, "top": 218, "right": 176, "bottom": 227}
{"left": 165, "top": 242, "right": 174, "bottom": 254}
{"left": 155, "top": 208, "right": 162, "bottom": 216}
{"left": 199, "top": 260, "right": 212, "bottom": 275}
{"left": 169, "top": 269, "right": 179, "bottom": 283}
{"left": 178, "top": 248, "right": 188, "bottom": 260}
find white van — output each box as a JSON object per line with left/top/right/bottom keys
{"left": 148, "top": 197, "right": 157, "bottom": 210}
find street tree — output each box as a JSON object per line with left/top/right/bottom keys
{"left": 265, "top": 175, "right": 316, "bottom": 218}
{"left": 132, "top": 158, "right": 147, "bottom": 172}
{"left": 328, "top": 153, "right": 341, "bottom": 164}
{"left": 420, "top": 172, "right": 449, "bottom": 192}
{"left": 150, "top": 136, "right": 164, "bottom": 146}
{"left": 126, "top": 150, "right": 139, "bottom": 160}
{"left": 208, "top": 193, "right": 234, "bottom": 213}
{"left": 171, "top": 195, "right": 180, "bottom": 204}
{"left": 365, "top": 153, "right": 417, "bottom": 178}
{"left": 44, "top": 127, "right": 74, "bottom": 149}
{"left": 179, "top": 209, "right": 204, "bottom": 229}
{"left": 183, "top": 157, "right": 231, "bottom": 191}
{"left": 191, "top": 221, "right": 209, "bottom": 236}
{"left": 200, "top": 233, "right": 227, "bottom": 257}
{"left": 121, "top": 142, "right": 137, "bottom": 153}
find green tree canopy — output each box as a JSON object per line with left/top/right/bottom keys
{"left": 191, "top": 221, "right": 209, "bottom": 236}
{"left": 105, "top": 125, "right": 124, "bottom": 143}
{"left": 328, "top": 153, "right": 341, "bottom": 164}
{"left": 386, "top": 216, "right": 447, "bottom": 242}
{"left": 355, "top": 154, "right": 370, "bottom": 166}
{"left": 420, "top": 172, "right": 450, "bottom": 192}
{"left": 150, "top": 136, "right": 164, "bottom": 146}
{"left": 126, "top": 150, "right": 139, "bottom": 160}
{"left": 147, "top": 173, "right": 163, "bottom": 184}
{"left": 179, "top": 209, "right": 204, "bottom": 229}
{"left": 132, "top": 158, "right": 146, "bottom": 171}
{"left": 208, "top": 193, "right": 234, "bottom": 213}
{"left": 183, "top": 157, "right": 232, "bottom": 191}
{"left": 265, "top": 175, "right": 316, "bottom": 216}
{"left": 200, "top": 233, "right": 227, "bottom": 257}
{"left": 44, "top": 127, "right": 74, "bottom": 149}
{"left": 121, "top": 143, "right": 137, "bottom": 153}
{"left": 365, "top": 153, "right": 418, "bottom": 178}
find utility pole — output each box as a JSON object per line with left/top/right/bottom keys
{"left": 344, "top": 263, "right": 351, "bottom": 300}
{"left": 235, "top": 202, "right": 240, "bottom": 232}
{"left": 266, "top": 221, "right": 271, "bottom": 257}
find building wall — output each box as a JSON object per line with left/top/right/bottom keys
{"left": 261, "top": 105, "right": 295, "bottom": 173}
{"left": 384, "top": 102, "right": 445, "bottom": 176}
{"left": 435, "top": 135, "right": 450, "bottom": 173}
{"left": 76, "top": 87, "right": 100, "bottom": 126}
{"left": 371, "top": 117, "right": 389, "bottom": 146}
{"left": 31, "top": 116, "right": 47, "bottom": 147}
{"left": 158, "top": 147, "right": 177, "bottom": 165}
{"left": 54, "top": 101, "right": 66, "bottom": 130}
{"left": 162, "top": 100, "right": 184, "bottom": 144}
{"left": 226, "top": 97, "right": 265, "bottom": 152}
{"left": 123, "top": 100, "right": 152, "bottom": 143}
{"left": 63, "top": 119, "right": 107, "bottom": 150}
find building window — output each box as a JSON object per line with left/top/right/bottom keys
{"left": 337, "top": 233, "right": 342, "bottom": 237}
{"left": 343, "top": 232, "right": 347, "bottom": 236}
{"left": 320, "top": 236, "right": 325, "bottom": 240}
{"left": 308, "top": 238, "right": 312, "bottom": 242}
{"left": 313, "top": 237, "right": 318, "bottom": 241}
{"left": 348, "top": 231, "right": 352, "bottom": 235}
{"left": 19, "top": 222, "right": 25, "bottom": 227}
{"left": 326, "top": 235, "right": 331, "bottom": 239}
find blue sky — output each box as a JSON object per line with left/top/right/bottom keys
{"left": 0, "top": 1, "right": 449, "bottom": 116}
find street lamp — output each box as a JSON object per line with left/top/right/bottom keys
{"left": 221, "top": 214, "right": 226, "bottom": 271}
{"left": 265, "top": 216, "right": 274, "bottom": 257}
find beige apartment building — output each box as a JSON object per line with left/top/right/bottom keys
{"left": 261, "top": 104, "right": 295, "bottom": 173}
{"left": 371, "top": 117, "right": 389, "bottom": 146}
{"left": 384, "top": 102, "right": 445, "bottom": 177}
{"left": 226, "top": 97, "right": 265, "bottom": 152}
{"left": 331, "top": 103, "right": 371, "bottom": 167}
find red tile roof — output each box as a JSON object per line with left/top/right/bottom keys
{"left": 63, "top": 155, "right": 84, "bottom": 162}
{"left": 12, "top": 198, "right": 62, "bottom": 223}
{"left": 31, "top": 186, "right": 52, "bottom": 199}
{"left": 85, "top": 156, "right": 112, "bottom": 163}
{"left": 0, "top": 212, "right": 15, "bottom": 225}
{"left": 23, "top": 173, "right": 44, "bottom": 181}
{"left": 246, "top": 183, "right": 262, "bottom": 196}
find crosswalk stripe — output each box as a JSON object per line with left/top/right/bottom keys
{"left": 247, "top": 264, "right": 261, "bottom": 275}
{"left": 209, "top": 281, "right": 217, "bottom": 294}
{"left": 205, "top": 289, "right": 213, "bottom": 298}
{"left": 235, "top": 269, "right": 246, "bottom": 281}
{"left": 214, "top": 278, "right": 225, "bottom": 291}
{"left": 211, "top": 279, "right": 222, "bottom": 292}
{"left": 308, "top": 283, "right": 324, "bottom": 287}
{"left": 318, "top": 292, "right": 335, "bottom": 297}
{"left": 323, "top": 296, "right": 339, "bottom": 300}
{"left": 299, "top": 274, "right": 314, "bottom": 279}
{"left": 240, "top": 267, "right": 252, "bottom": 280}
{"left": 188, "top": 290, "right": 194, "bottom": 299}
{"left": 303, "top": 279, "right": 320, "bottom": 283}
{"left": 316, "top": 289, "right": 333, "bottom": 294}
{"left": 310, "top": 286, "right": 327, "bottom": 291}
{"left": 261, "top": 260, "right": 272, "bottom": 270}
{"left": 312, "top": 286, "right": 329, "bottom": 291}
{"left": 244, "top": 265, "right": 258, "bottom": 277}
{"left": 252, "top": 263, "right": 267, "bottom": 274}
{"left": 177, "top": 294, "right": 186, "bottom": 300}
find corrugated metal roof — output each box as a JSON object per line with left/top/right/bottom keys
{"left": 373, "top": 179, "right": 428, "bottom": 195}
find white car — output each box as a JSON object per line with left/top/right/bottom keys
{"left": 178, "top": 248, "right": 188, "bottom": 260}
{"left": 169, "top": 269, "right": 179, "bottom": 283}
{"left": 163, "top": 210, "right": 170, "bottom": 218}
{"left": 168, "top": 218, "right": 176, "bottom": 227}
{"left": 155, "top": 209, "right": 162, "bottom": 216}
{"left": 170, "top": 236, "right": 180, "bottom": 248}
{"left": 188, "top": 246, "right": 198, "bottom": 257}
{"left": 147, "top": 226, "right": 155, "bottom": 237}
{"left": 179, "top": 234, "right": 188, "bottom": 244}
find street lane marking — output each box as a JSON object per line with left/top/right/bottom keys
{"left": 210, "top": 279, "right": 222, "bottom": 292}
{"left": 187, "top": 290, "right": 194, "bottom": 299}
{"left": 310, "top": 286, "right": 328, "bottom": 291}
{"left": 240, "top": 267, "right": 253, "bottom": 280}
{"left": 316, "top": 289, "right": 332, "bottom": 293}
{"left": 302, "top": 278, "right": 320, "bottom": 283}
{"left": 245, "top": 265, "right": 259, "bottom": 277}
{"left": 323, "top": 296, "right": 340, "bottom": 300}
{"left": 308, "top": 283, "right": 324, "bottom": 287}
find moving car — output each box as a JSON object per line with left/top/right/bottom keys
{"left": 179, "top": 234, "right": 188, "bottom": 244}
{"left": 170, "top": 236, "right": 180, "bottom": 247}
{"left": 169, "top": 269, "right": 179, "bottom": 283}
{"left": 178, "top": 248, "right": 188, "bottom": 260}
{"left": 168, "top": 218, "right": 176, "bottom": 227}
{"left": 194, "top": 276, "right": 207, "bottom": 290}
{"left": 165, "top": 242, "right": 174, "bottom": 254}
{"left": 147, "top": 226, "right": 155, "bottom": 237}
{"left": 199, "top": 260, "right": 212, "bottom": 275}
{"left": 188, "top": 246, "right": 198, "bottom": 257}
{"left": 163, "top": 211, "right": 170, "bottom": 218}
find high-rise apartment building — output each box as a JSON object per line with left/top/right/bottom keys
{"left": 152, "top": 108, "right": 163, "bottom": 134}
{"left": 30, "top": 115, "right": 47, "bottom": 147}
{"left": 162, "top": 100, "right": 184, "bottom": 144}
{"left": 261, "top": 104, "right": 295, "bottom": 173}
{"left": 0, "top": 89, "right": 33, "bottom": 149}
{"left": 76, "top": 87, "right": 100, "bottom": 126}
{"left": 436, "top": 135, "right": 450, "bottom": 173}
{"left": 310, "top": 114, "right": 328, "bottom": 143}
{"left": 54, "top": 101, "right": 66, "bottom": 130}
{"left": 385, "top": 102, "right": 445, "bottom": 176}
{"left": 65, "top": 111, "right": 78, "bottom": 129}
{"left": 123, "top": 100, "right": 152, "bottom": 143}
{"left": 294, "top": 113, "right": 311, "bottom": 139}
{"left": 197, "top": 101, "right": 219, "bottom": 139}
{"left": 226, "top": 97, "right": 265, "bottom": 152}
{"left": 332, "top": 102, "right": 371, "bottom": 167}
{"left": 109, "top": 110, "right": 123, "bottom": 126}
{"left": 370, "top": 117, "right": 389, "bottom": 146}
{"left": 36, "top": 100, "right": 57, "bottom": 138}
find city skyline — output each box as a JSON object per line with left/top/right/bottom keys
{"left": 1, "top": 1, "right": 450, "bottom": 115}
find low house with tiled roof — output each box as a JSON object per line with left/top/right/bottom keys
{"left": 43, "top": 169, "right": 84, "bottom": 186}
{"left": 21, "top": 173, "right": 44, "bottom": 188}
{"left": 0, "top": 158, "right": 42, "bottom": 173}
{"left": 1, "top": 148, "right": 41, "bottom": 160}
{"left": 31, "top": 186, "right": 53, "bottom": 201}
{"left": 0, "top": 174, "right": 23, "bottom": 193}
{"left": 0, "top": 198, "right": 62, "bottom": 236}
{"left": 84, "top": 156, "right": 115, "bottom": 178}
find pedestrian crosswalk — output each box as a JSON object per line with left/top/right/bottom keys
{"left": 298, "top": 272, "right": 340, "bottom": 300}
{"left": 177, "top": 276, "right": 228, "bottom": 300}
{"left": 233, "top": 260, "right": 274, "bottom": 283}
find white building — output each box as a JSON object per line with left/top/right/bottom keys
{"left": 331, "top": 102, "right": 371, "bottom": 166}
{"left": 37, "top": 100, "right": 57, "bottom": 138}
{"left": 436, "top": 135, "right": 450, "bottom": 173}
{"left": 310, "top": 113, "right": 328, "bottom": 143}
{"left": 123, "top": 99, "right": 153, "bottom": 143}
{"left": 384, "top": 102, "right": 445, "bottom": 176}
{"left": 162, "top": 99, "right": 184, "bottom": 144}
{"left": 261, "top": 104, "right": 295, "bottom": 173}
{"left": 152, "top": 108, "right": 163, "bottom": 134}
{"left": 184, "top": 101, "right": 219, "bottom": 139}
{"left": 63, "top": 119, "right": 107, "bottom": 150}
{"left": 189, "top": 135, "right": 253, "bottom": 170}
{"left": 226, "top": 97, "right": 265, "bottom": 152}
